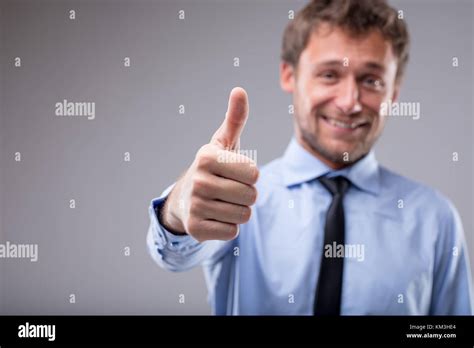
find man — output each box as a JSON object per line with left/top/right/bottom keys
{"left": 147, "top": 0, "right": 473, "bottom": 315}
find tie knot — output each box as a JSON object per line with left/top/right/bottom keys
{"left": 318, "top": 176, "right": 350, "bottom": 196}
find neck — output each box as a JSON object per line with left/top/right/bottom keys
{"left": 295, "top": 135, "right": 351, "bottom": 170}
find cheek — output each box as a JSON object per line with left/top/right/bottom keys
{"left": 299, "top": 81, "right": 334, "bottom": 114}
{"left": 361, "top": 94, "right": 385, "bottom": 118}
{"left": 367, "top": 110, "right": 386, "bottom": 139}
{"left": 359, "top": 94, "right": 387, "bottom": 136}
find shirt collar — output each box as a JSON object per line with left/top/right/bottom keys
{"left": 281, "top": 137, "right": 381, "bottom": 195}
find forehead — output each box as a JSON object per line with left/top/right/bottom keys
{"left": 300, "top": 23, "right": 396, "bottom": 70}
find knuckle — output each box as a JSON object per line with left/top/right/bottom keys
{"left": 195, "top": 146, "right": 215, "bottom": 170}
{"left": 192, "top": 175, "right": 211, "bottom": 196}
{"left": 186, "top": 217, "right": 201, "bottom": 236}
{"left": 188, "top": 198, "right": 205, "bottom": 216}
{"left": 196, "top": 144, "right": 212, "bottom": 157}
{"left": 196, "top": 155, "right": 213, "bottom": 171}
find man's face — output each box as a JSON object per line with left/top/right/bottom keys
{"left": 281, "top": 24, "right": 400, "bottom": 168}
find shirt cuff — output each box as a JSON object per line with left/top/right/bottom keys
{"left": 149, "top": 184, "right": 199, "bottom": 250}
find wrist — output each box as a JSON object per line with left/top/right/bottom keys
{"left": 158, "top": 192, "right": 187, "bottom": 236}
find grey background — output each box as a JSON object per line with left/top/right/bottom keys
{"left": 0, "top": 0, "right": 472, "bottom": 314}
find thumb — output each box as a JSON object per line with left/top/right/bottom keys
{"left": 211, "top": 87, "right": 249, "bottom": 150}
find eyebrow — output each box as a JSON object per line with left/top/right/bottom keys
{"left": 313, "top": 60, "right": 386, "bottom": 73}
{"left": 316, "top": 60, "right": 344, "bottom": 68}
{"left": 363, "top": 62, "right": 385, "bottom": 73}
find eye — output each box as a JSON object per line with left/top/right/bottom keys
{"left": 318, "top": 70, "right": 339, "bottom": 82}
{"left": 362, "top": 75, "right": 385, "bottom": 90}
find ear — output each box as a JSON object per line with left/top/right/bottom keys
{"left": 280, "top": 61, "right": 296, "bottom": 93}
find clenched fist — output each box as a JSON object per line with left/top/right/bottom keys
{"left": 160, "top": 87, "right": 259, "bottom": 242}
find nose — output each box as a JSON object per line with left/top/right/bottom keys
{"left": 334, "top": 77, "right": 362, "bottom": 115}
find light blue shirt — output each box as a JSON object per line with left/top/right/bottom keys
{"left": 147, "top": 138, "right": 474, "bottom": 315}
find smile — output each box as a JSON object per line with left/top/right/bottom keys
{"left": 321, "top": 115, "right": 369, "bottom": 130}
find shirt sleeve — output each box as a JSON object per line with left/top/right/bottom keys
{"left": 146, "top": 183, "right": 234, "bottom": 272}
{"left": 430, "top": 199, "right": 474, "bottom": 315}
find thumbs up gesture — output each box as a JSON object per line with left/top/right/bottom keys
{"left": 161, "top": 87, "right": 259, "bottom": 242}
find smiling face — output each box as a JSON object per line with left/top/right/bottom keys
{"left": 281, "top": 24, "right": 400, "bottom": 169}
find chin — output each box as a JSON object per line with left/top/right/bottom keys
{"left": 320, "top": 142, "right": 366, "bottom": 164}
{"left": 325, "top": 141, "right": 357, "bottom": 156}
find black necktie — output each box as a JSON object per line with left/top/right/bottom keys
{"left": 314, "top": 176, "right": 350, "bottom": 315}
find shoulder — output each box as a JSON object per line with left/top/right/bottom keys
{"left": 378, "top": 165, "right": 461, "bottom": 227}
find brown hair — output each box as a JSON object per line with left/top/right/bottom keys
{"left": 281, "top": 0, "right": 410, "bottom": 80}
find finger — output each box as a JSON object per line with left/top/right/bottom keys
{"left": 211, "top": 87, "right": 249, "bottom": 150}
{"left": 211, "top": 176, "right": 257, "bottom": 206}
{"left": 210, "top": 150, "right": 259, "bottom": 185}
{"left": 197, "top": 199, "right": 252, "bottom": 224}
{"left": 195, "top": 174, "right": 257, "bottom": 206}
{"left": 192, "top": 220, "right": 239, "bottom": 241}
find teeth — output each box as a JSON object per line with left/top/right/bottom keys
{"left": 326, "top": 117, "right": 360, "bottom": 129}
